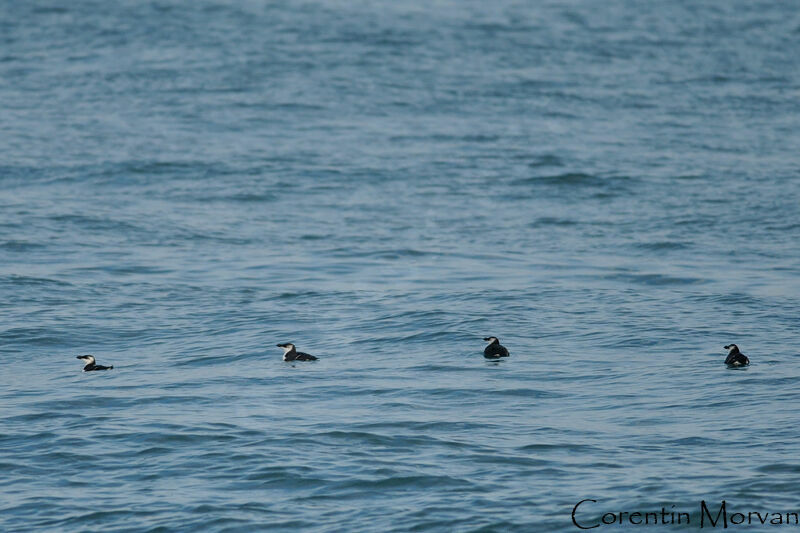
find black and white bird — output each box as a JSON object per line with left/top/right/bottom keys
{"left": 76, "top": 355, "right": 114, "bottom": 371}
{"left": 724, "top": 344, "right": 749, "bottom": 367}
{"left": 277, "top": 343, "right": 318, "bottom": 362}
{"left": 483, "top": 337, "right": 510, "bottom": 359}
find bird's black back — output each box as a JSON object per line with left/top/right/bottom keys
{"left": 285, "top": 347, "right": 318, "bottom": 361}
{"left": 725, "top": 351, "right": 749, "bottom": 366}
{"left": 85, "top": 363, "right": 113, "bottom": 371}
{"left": 295, "top": 352, "right": 318, "bottom": 361}
{"left": 484, "top": 343, "right": 509, "bottom": 358}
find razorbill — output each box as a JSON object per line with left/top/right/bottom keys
{"left": 76, "top": 355, "right": 114, "bottom": 371}
{"left": 483, "top": 337, "right": 510, "bottom": 359}
{"left": 724, "top": 344, "right": 749, "bottom": 367}
{"left": 277, "top": 343, "right": 318, "bottom": 362}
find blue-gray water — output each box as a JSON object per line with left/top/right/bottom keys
{"left": 2, "top": 1, "right": 799, "bottom": 531}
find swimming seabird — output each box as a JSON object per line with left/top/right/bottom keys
{"left": 724, "top": 344, "right": 749, "bottom": 367}
{"left": 76, "top": 355, "right": 114, "bottom": 371}
{"left": 277, "top": 343, "right": 318, "bottom": 362}
{"left": 483, "top": 337, "right": 510, "bottom": 359}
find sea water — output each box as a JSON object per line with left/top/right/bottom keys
{"left": 1, "top": 1, "right": 799, "bottom": 531}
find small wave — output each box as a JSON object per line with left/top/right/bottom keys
{"left": 603, "top": 272, "right": 704, "bottom": 286}
{"left": 513, "top": 172, "right": 634, "bottom": 190}
{"left": 665, "top": 436, "right": 722, "bottom": 446}
{"left": 307, "top": 430, "right": 476, "bottom": 451}
{"left": 332, "top": 473, "right": 474, "bottom": 491}
{"left": 526, "top": 154, "right": 564, "bottom": 168}
{"left": 635, "top": 241, "right": 690, "bottom": 251}
{"left": 0, "top": 240, "right": 46, "bottom": 252}
{"left": 529, "top": 216, "right": 578, "bottom": 227}
{"left": 467, "top": 453, "right": 551, "bottom": 467}
{"left": 49, "top": 213, "right": 142, "bottom": 233}
{"left": 322, "top": 29, "right": 421, "bottom": 48}
{"left": 355, "top": 421, "right": 499, "bottom": 432}
{"left": 32, "top": 6, "right": 69, "bottom": 14}
{"left": 224, "top": 192, "right": 277, "bottom": 203}
{"left": 525, "top": 172, "right": 598, "bottom": 185}
{"left": 518, "top": 443, "right": 602, "bottom": 453}
{"left": 0, "top": 327, "right": 70, "bottom": 345}
{"left": 325, "top": 247, "right": 436, "bottom": 259}
{"left": 756, "top": 463, "right": 800, "bottom": 474}
{"left": 0, "top": 275, "right": 72, "bottom": 287}
{"left": 273, "top": 290, "right": 326, "bottom": 300}
{"left": 4, "top": 412, "right": 72, "bottom": 423}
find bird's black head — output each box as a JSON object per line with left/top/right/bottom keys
{"left": 724, "top": 344, "right": 739, "bottom": 352}
{"left": 483, "top": 336, "right": 499, "bottom": 344}
{"left": 76, "top": 355, "right": 95, "bottom": 364}
{"left": 277, "top": 343, "right": 294, "bottom": 349}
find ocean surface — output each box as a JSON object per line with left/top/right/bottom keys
{"left": 2, "top": 1, "right": 800, "bottom": 531}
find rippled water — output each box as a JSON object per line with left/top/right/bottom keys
{"left": 2, "top": 1, "right": 800, "bottom": 531}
